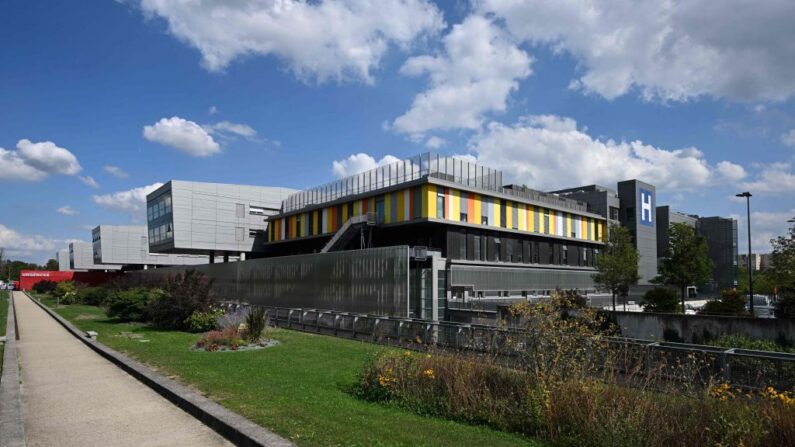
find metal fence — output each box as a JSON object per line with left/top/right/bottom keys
{"left": 253, "top": 305, "right": 795, "bottom": 391}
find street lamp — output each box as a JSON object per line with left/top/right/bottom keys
{"left": 736, "top": 192, "right": 753, "bottom": 314}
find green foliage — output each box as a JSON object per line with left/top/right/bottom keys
{"left": 184, "top": 308, "right": 224, "bottom": 333}
{"left": 700, "top": 289, "right": 749, "bottom": 316}
{"left": 737, "top": 266, "right": 775, "bottom": 295}
{"left": 147, "top": 269, "right": 216, "bottom": 330}
{"left": 768, "top": 224, "right": 795, "bottom": 318}
{"left": 656, "top": 223, "right": 713, "bottom": 310}
{"left": 106, "top": 288, "right": 160, "bottom": 322}
{"left": 776, "top": 289, "right": 795, "bottom": 319}
{"left": 642, "top": 287, "right": 681, "bottom": 313}
{"left": 52, "top": 281, "right": 78, "bottom": 304}
{"left": 195, "top": 326, "right": 246, "bottom": 351}
{"left": 32, "top": 280, "right": 57, "bottom": 294}
{"left": 45, "top": 258, "right": 59, "bottom": 270}
{"left": 243, "top": 306, "right": 268, "bottom": 342}
{"left": 705, "top": 335, "right": 795, "bottom": 353}
{"left": 77, "top": 287, "right": 108, "bottom": 306}
{"left": 593, "top": 225, "right": 640, "bottom": 309}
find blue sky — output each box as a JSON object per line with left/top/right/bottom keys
{"left": 1, "top": 0, "right": 794, "bottom": 263}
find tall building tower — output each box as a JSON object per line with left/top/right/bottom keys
{"left": 617, "top": 180, "right": 658, "bottom": 284}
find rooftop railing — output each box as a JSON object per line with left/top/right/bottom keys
{"left": 283, "top": 153, "right": 587, "bottom": 213}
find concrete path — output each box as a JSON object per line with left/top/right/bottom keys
{"left": 13, "top": 292, "right": 233, "bottom": 447}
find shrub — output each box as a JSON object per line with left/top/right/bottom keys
{"left": 775, "top": 288, "right": 795, "bottom": 319}
{"left": 700, "top": 289, "right": 749, "bottom": 316}
{"left": 642, "top": 287, "right": 681, "bottom": 313}
{"left": 32, "top": 280, "right": 57, "bottom": 294}
{"left": 77, "top": 287, "right": 108, "bottom": 306}
{"left": 243, "top": 306, "right": 268, "bottom": 342}
{"left": 195, "top": 326, "right": 245, "bottom": 351}
{"left": 52, "top": 281, "right": 78, "bottom": 304}
{"left": 106, "top": 288, "right": 160, "bottom": 322}
{"left": 705, "top": 334, "right": 794, "bottom": 353}
{"left": 147, "top": 269, "right": 216, "bottom": 330}
{"left": 184, "top": 308, "right": 224, "bottom": 333}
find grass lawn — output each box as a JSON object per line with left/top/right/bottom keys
{"left": 0, "top": 290, "right": 7, "bottom": 371}
{"left": 34, "top": 295, "right": 539, "bottom": 447}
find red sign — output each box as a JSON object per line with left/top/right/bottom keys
{"left": 19, "top": 270, "right": 119, "bottom": 291}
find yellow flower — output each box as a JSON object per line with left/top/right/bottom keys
{"left": 422, "top": 368, "right": 435, "bottom": 379}
{"left": 403, "top": 351, "right": 412, "bottom": 357}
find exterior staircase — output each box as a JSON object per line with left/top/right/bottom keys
{"left": 320, "top": 212, "right": 377, "bottom": 253}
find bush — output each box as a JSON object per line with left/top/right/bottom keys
{"left": 705, "top": 335, "right": 794, "bottom": 353}
{"left": 184, "top": 308, "right": 224, "bottom": 333}
{"left": 32, "top": 280, "right": 57, "bottom": 294}
{"left": 77, "top": 287, "right": 108, "bottom": 306}
{"left": 243, "top": 306, "right": 268, "bottom": 342}
{"left": 52, "top": 281, "right": 78, "bottom": 304}
{"left": 775, "top": 288, "right": 795, "bottom": 319}
{"left": 147, "top": 269, "right": 216, "bottom": 330}
{"left": 642, "top": 287, "right": 681, "bottom": 313}
{"left": 195, "top": 326, "right": 246, "bottom": 351}
{"left": 700, "top": 289, "right": 749, "bottom": 315}
{"left": 106, "top": 288, "right": 160, "bottom": 322}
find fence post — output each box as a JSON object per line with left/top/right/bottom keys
{"left": 353, "top": 316, "right": 359, "bottom": 339}
{"left": 373, "top": 318, "right": 380, "bottom": 342}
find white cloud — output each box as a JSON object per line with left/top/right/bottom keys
{"left": 0, "top": 223, "right": 56, "bottom": 254}
{"left": 208, "top": 105, "right": 218, "bottom": 115}
{"left": 92, "top": 182, "right": 164, "bottom": 216}
{"left": 56, "top": 206, "right": 78, "bottom": 216}
{"left": 103, "top": 165, "right": 129, "bottom": 178}
{"left": 392, "top": 16, "right": 531, "bottom": 135}
{"left": 204, "top": 121, "right": 259, "bottom": 141}
{"left": 740, "top": 162, "right": 795, "bottom": 194}
{"left": 139, "top": 0, "right": 444, "bottom": 84}
{"left": 0, "top": 139, "right": 82, "bottom": 181}
{"left": 143, "top": 116, "right": 221, "bottom": 157}
{"left": 331, "top": 153, "right": 401, "bottom": 178}
{"left": 733, "top": 208, "right": 795, "bottom": 254}
{"left": 716, "top": 161, "right": 747, "bottom": 182}
{"left": 79, "top": 175, "right": 100, "bottom": 188}
{"left": 468, "top": 114, "right": 734, "bottom": 191}
{"left": 425, "top": 136, "right": 446, "bottom": 149}
{"left": 480, "top": 0, "right": 795, "bottom": 102}
{"left": 781, "top": 129, "right": 795, "bottom": 148}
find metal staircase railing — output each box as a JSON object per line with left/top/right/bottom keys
{"left": 320, "top": 212, "right": 376, "bottom": 253}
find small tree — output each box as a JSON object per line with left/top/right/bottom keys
{"left": 642, "top": 287, "right": 680, "bottom": 313}
{"left": 769, "top": 224, "right": 795, "bottom": 318}
{"left": 700, "top": 289, "right": 748, "bottom": 316}
{"left": 593, "top": 225, "right": 640, "bottom": 311}
{"left": 45, "top": 258, "right": 59, "bottom": 270}
{"left": 656, "top": 223, "right": 713, "bottom": 314}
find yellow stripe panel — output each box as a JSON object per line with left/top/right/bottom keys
{"left": 473, "top": 194, "right": 482, "bottom": 224}
{"left": 505, "top": 201, "right": 513, "bottom": 229}
{"left": 566, "top": 213, "right": 572, "bottom": 238}
{"left": 384, "top": 193, "right": 392, "bottom": 224}
{"left": 450, "top": 189, "right": 459, "bottom": 221}
{"left": 424, "top": 184, "right": 435, "bottom": 218}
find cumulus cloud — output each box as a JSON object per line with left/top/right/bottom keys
{"left": 0, "top": 223, "right": 57, "bottom": 256}
{"left": 781, "top": 129, "right": 795, "bottom": 148}
{"left": 480, "top": 0, "right": 795, "bottom": 102}
{"left": 143, "top": 116, "right": 221, "bottom": 157}
{"left": 93, "top": 182, "right": 164, "bottom": 216}
{"left": 332, "top": 153, "right": 401, "bottom": 178}
{"left": 204, "top": 121, "right": 259, "bottom": 141}
{"left": 716, "top": 161, "right": 747, "bottom": 182}
{"left": 56, "top": 206, "right": 78, "bottom": 216}
{"left": 139, "top": 0, "right": 444, "bottom": 84}
{"left": 425, "top": 136, "right": 446, "bottom": 149}
{"left": 0, "top": 139, "right": 81, "bottom": 181}
{"left": 740, "top": 162, "right": 795, "bottom": 194}
{"left": 79, "top": 175, "right": 100, "bottom": 188}
{"left": 392, "top": 16, "right": 531, "bottom": 135}
{"left": 733, "top": 208, "right": 795, "bottom": 253}
{"left": 467, "top": 115, "right": 735, "bottom": 191}
{"left": 103, "top": 165, "right": 129, "bottom": 178}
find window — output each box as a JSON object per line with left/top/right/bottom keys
{"left": 296, "top": 216, "right": 302, "bottom": 237}
{"left": 562, "top": 245, "right": 568, "bottom": 264}
{"left": 460, "top": 212, "right": 468, "bottom": 222}
{"left": 249, "top": 229, "right": 263, "bottom": 238}
{"left": 249, "top": 206, "right": 267, "bottom": 216}
{"left": 473, "top": 235, "right": 481, "bottom": 260}
{"left": 494, "top": 238, "right": 501, "bottom": 262}
{"left": 436, "top": 193, "right": 445, "bottom": 219}
{"left": 481, "top": 216, "right": 488, "bottom": 225}
{"left": 376, "top": 198, "right": 385, "bottom": 222}
{"left": 236, "top": 203, "right": 245, "bottom": 218}
{"left": 609, "top": 206, "right": 619, "bottom": 221}
{"left": 571, "top": 231, "right": 576, "bottom": 238}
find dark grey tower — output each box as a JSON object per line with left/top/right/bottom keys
{"left": 617, "top": 180, "right": 658, "bottom": 284}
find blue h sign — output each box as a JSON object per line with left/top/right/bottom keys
{"left": 639, "top": 188, "right": 654, "bottom": 226}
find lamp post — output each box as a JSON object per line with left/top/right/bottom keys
{"left": 736, "top": 192, "right": 753, "bottom": 314}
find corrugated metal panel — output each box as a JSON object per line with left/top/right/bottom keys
{"left": 450, "top": 264, "right": 595, "bottom": 292}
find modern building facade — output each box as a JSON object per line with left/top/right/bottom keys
{"left": 617, "top": 180, "right": 658, "bottom": 284}
{"left": 697, "top": 216, "right": 738, "bottom": 292}
{"left": 69, "top": 241, "right": 121, "bottom": 271}
{"left": 264, "top": 154, "right": 607, "bottom": 314}
{"left": 92, "top": 225, "right": 208, "bottom": 269}
{"left": 655, "top": 206, "right": 698, "bottom": 259}
{"left": 551, "top": 185, "right": 621, "bottom": 229}
{"left": 57, "top": 249, "right": 71, "bottom": 271}
{"left": 146, "top": 180, "right": 296, "bottom": 261}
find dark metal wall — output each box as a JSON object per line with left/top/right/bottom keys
{"left": 450, "top": 264, "right": 596, "bottom": 293}
{"left": 130, "top": 246, "right": 411, "bottom": 316}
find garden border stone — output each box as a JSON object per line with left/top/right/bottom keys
{"left": 25, "top": 293, "right": 293, "bottom": 447}
{"left": 1, "top": 292, "right": 26, "bottom": 447}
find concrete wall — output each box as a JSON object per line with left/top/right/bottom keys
{"left": 69, "top": 242, "right": 121, "bottom": 271}
{"left": 57, "top": 249, "right": 70, "bottom": 271}
{"left": 93, "top": 225, "right": 208, "bottom": 267}
{"left": 610, "top": 311, "right": 795, "bottom": 345}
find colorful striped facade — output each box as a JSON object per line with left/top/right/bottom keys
{"left": 269, "top": 184, "right": 605, "bottom": 244}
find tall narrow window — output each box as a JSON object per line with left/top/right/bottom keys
{"left": 436, "top": 193, "right": 445, "bottom": 219}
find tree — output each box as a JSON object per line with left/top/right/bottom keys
{"left": 45, "top": 258, "right": 59, "bottom": 271}
{"left": 700, "top": 289, "right": 748, "bottom": 316}
{"left": 768, "top": 224, "right": 795, "bottom": 318}
{"left": 593, "top": 225, "right": 640, "bottom": 311}
{"left": 737, "top": 266, "right": 774, "bottom": 295}
{"left": 656, "top": 223, "right": 713, "bottom": 314}
{"left": 642, "top": 287, "right": 680, "bottom": 313}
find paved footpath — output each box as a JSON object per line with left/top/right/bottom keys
{"left": 13, "top": 292, "right": 233, "bottom": 447}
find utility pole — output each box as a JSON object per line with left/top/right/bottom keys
{"left": 736, "top": 192, "right": 753, "bottom": 314}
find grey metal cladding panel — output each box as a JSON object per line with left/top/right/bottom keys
{"left": 450, "top": 264, "right": 595, "bottom": 291}
{"left": 129, "top": 246, "right": 410, "bottom": 316}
